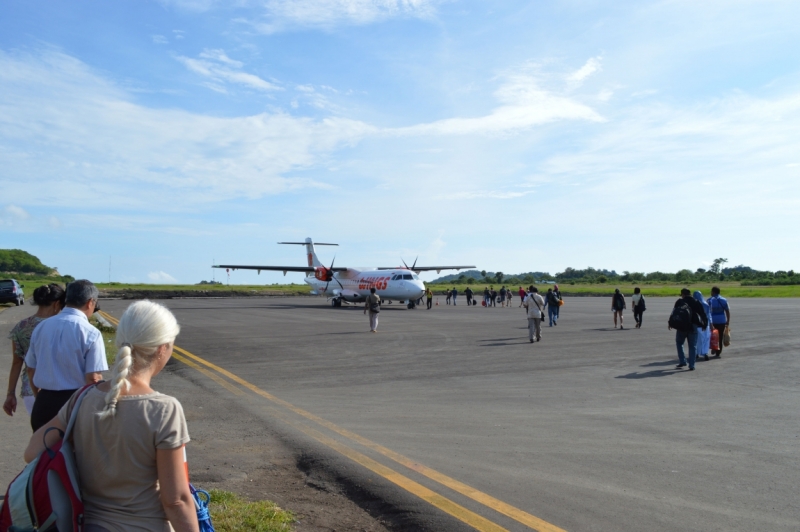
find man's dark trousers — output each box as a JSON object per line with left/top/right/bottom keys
{"left": 711, "top": 323, "right": 726, "bottom": 356}
{"left": 676, "top": 329, "right": 699, "bottom": 369}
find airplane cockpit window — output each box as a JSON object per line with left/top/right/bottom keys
{"left": 403, "top": 274, "right": 413, "bottom": 280}
{"left": 412, "top": 274, "right": 420, "bottom": 280}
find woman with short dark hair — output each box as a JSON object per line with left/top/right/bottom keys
{"left": 612, "top": 288, "right": 626, "bottom": 329}
{"left": 4, "top": 284, "right": 65, "bottom": 417}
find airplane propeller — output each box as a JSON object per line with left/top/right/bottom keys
{"left": 323, "top": 256, "right": 344, "bottom": 294}
{"left": 401, "top": 257, "right": 419, "bottom": 272}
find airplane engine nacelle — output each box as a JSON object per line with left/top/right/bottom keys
{"left": 338, "top": 289, "right": 363, "bottom": 302}
{"left": 314, "top": 267, "right": 333, "bottom": 282}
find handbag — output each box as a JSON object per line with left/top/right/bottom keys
{"left": 710, "top": 328, "right": 720, "bottom": 351}
{"left": 723, "top": 325, "right": 731, "bottom": 347}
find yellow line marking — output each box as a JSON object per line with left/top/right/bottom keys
{"left": 100, "top": 310, "right": 563, "bottom": 531}
{"left": 266, "top": 406, "right": 508, "bottom": 532}
{"left": 99, "top": 312, "right": 243, "bottom": 396}
{"left": 172, "top": 345, "right": 566, "bottom": 532}
{"left": 171, "top": 352, "right": 245, "bottom": 396}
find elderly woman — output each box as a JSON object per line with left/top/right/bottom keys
{"left": 24, "top": 300, "right": 198, "bottom": 532}
{"left": 694, "top": 291, "right": 712, "bottom": 361}
{"left": 4, "top": 284, "right": 65, "bottom": 417}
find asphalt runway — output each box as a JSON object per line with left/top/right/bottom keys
{"left": 97, "top": 296, "right": 800, "bottom": 531}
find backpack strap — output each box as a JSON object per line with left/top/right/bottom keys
{"left": 63, "top": 384, "right": 96, "bottom": 442}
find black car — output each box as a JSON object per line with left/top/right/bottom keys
{"left": 0, "top": 279, "right": 25, "bottom": 305}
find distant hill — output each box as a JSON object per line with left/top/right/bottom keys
{"left": 0, "top": 249, "right": 53, "bottom": 275}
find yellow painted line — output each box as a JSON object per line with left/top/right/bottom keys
{"left": 173, "top": 346, "right": 566, "bottom": 532}
{"left": 266, "top": 406, "right": 508, "bottom": 532}
{"left": 99, "top": 311, "right": 243, "bottom": 396}
{"left": 171, "top": 352, "right": 245, "bottom": 396}
{"left": 101, "top": 310, "right": 563, "bottom": 532}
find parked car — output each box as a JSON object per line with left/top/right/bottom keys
{"left": 0, "top": 279, "right": 25, "bottom": 305}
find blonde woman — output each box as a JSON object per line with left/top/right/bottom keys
{"left": 24, "top": 301, "right": 198, "bottom": 532}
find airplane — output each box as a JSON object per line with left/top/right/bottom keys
{"left": 213, "top": 238, "right": 475, "bottom": 309}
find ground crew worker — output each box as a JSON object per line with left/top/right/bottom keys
{"left": 426, "top": 287, "right": 433, "bottom": 309}
{"left": 364, "top": 287, "right": 381, "bottom": 332}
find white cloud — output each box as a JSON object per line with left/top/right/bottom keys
{"left": 176, "top": 49, "right": 280, "bottom": 92}
{"left": 394, "top": 70, "right": 604, "bottom": 136}
{"left": 567, "top": 56, "right": 602, "bottom": 85}
{"left": 449, "top": 190, "right": 534, "bottom": 200}
{"left": 3, "top": 204, "right": 30, "bottom": 221}
{"left": 151, "top": 35, "right": 169, "bottom": 45}
{"left": 148, "top": 271, "right": 178, "bottom": 283}
{"left": 0, "top": 49, "right": 374, "bottom": 207}
{"left": 247, "top": 0, "right": 438, "bottom": 32}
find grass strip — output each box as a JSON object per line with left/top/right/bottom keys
{"left": 427, "top": 282, "right": 800, "bottom": 298}
{"left": 208, "top": 489, "right": 294, "bottom": 531}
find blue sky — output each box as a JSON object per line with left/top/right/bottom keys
{"left": 2, "top": 0, "right": 799, "bottom": 284}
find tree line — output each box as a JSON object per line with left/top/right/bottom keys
{"left": 431, "top": 259, "right": 798, "bottom": 286}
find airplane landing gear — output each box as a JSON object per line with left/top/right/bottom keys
{"left": 407, "top": 301, "right": 415, "bottom": 309}
{"left": 331, "top": 297, "right": 343, "bottom": 308}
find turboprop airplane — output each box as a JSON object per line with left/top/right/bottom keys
{"left": 213, "top": 238, "right": 474, "bottom": 309}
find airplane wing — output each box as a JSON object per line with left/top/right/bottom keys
{"left": 213, "top": 265, "right": 348, "bottom": 272}
{"left": 376, "top": 265, "right": 475, "bottom": 273}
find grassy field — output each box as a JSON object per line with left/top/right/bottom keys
{"left": 7, "top": 278, "right": 800, "bottom": 298}
{"left": 427, "top": 282, "right": 800, "bottom": 298}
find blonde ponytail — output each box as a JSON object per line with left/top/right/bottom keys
{"left": 98, "top": 301, "right": 180, "bottom": 420}
{"left": 98, "top": 344, "right": 133, "bottom": 420}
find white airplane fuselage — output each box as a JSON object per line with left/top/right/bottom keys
{"left": 306, "top": 268, "right": 425, "bottom": 303}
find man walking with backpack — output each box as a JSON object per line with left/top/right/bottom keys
{"left": 465, "top": 286, "right": 473, "bottom": 306}
{"left": 364, "top": 287, "right": 381, "bottom": 332}
{"left": 545, "top": 288, "right": 561, "bottom": 326}
{"left": 523, "top": 286, "right": 546, "bottom": 343}
{"left": 669, "top": 288, "right": 708, "bottom": 371}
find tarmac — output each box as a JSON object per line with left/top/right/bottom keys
{"left": 2, "top": 296, "right": 799, "bottom": 531}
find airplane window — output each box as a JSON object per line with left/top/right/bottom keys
{"left": 412, "top": 274, "right": 420, "bottom": 280}
{"left": 403, "top": 274, "right": 413, "bottom": 280}
{"left": 392, "top": 275, "right": 398, "bottom": 280}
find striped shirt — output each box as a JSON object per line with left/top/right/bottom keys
{"left": 25, "top": 307, "right": 108, "bottom": 390}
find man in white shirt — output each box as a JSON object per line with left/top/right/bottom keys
{"left": 26, "top": 280, "right": 107, "bottom": 431}
{"left": 523, "top": 286, "right": 546, "bottom": 343}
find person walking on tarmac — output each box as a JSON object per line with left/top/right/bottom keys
{"left": 465, "top": 286, "right": 474, "bottom": 306}
{"left": 611, "top": 288, "right": 626, "bottom": 329}
{"left": 364, "top": 287, "right": 381, "bottom": 332}
{"left": 452, "top": 287, "right": 458, "bottom": 306}
{"left": 518, "top": 286, "right": 527, "bottom": 307}
{"left": 426, "top": 287, "right": 433, "bottom": 309}
{"left": 523, "top": 286, "right": 546, "bottom": 343}
{"left": 707, "top": 286, "right": 731, "bottom": 357}
{"left": 483, "top": 287, "right": 490, "bottom": 307}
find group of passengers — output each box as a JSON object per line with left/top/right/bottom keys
{"left": 5, "top": 280, "right": 198, "bottom": 531}
{"left": 610, "top": 286, "right": 731, "bottom": 371}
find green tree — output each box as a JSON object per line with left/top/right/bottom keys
{"left": 495, "top": 271, "right": 504, "bottom": 283}
{"left": 480, "top": 270, "right": 487, "bottom": 278}
{"left": 709, "top": 258, "right": 728, "bottom": 274}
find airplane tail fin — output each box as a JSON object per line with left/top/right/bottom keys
{"left": 278, "top": 238, "right": 338, "bottom": 271}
